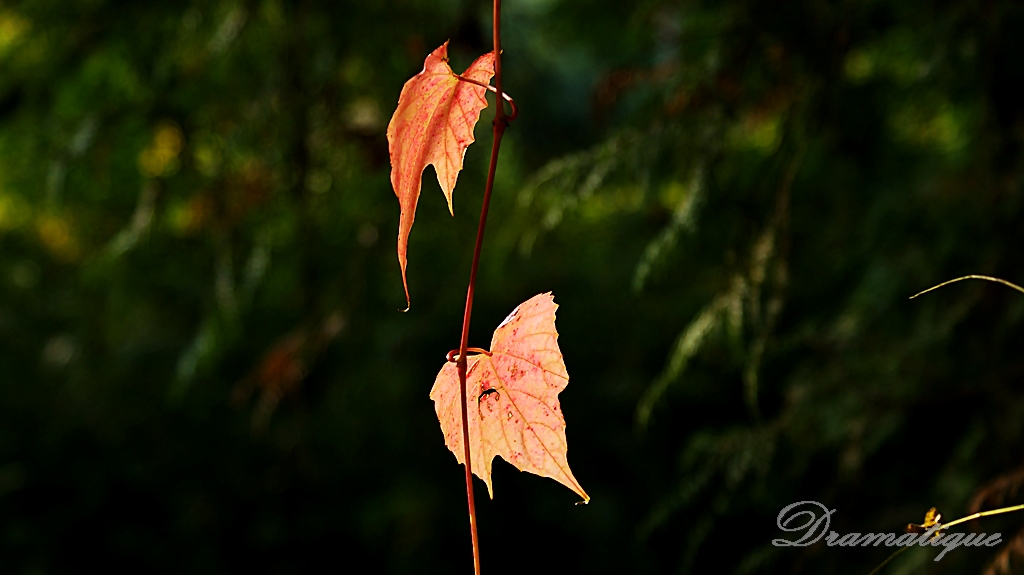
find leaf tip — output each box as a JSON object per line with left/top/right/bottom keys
{"left": 399, "top": 262, "right": 412, "bottom": 312}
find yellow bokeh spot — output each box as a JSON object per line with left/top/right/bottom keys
{"left": 36, "top": 214, "right": 81, "bottom": 261}
{"left": 155, "top": 124, "right": 183, "bottom": 153}
{"left": 0, "top": 11, "right": 29, "bottom": 55}
{"left": 138, "top": 121, "right": 184, "bottom": 178}
{"left": 0, "top": 191, "right": 31, "bottom": 231}
{"left": 728, "top": 113, "right": 780, "bottom": 153}
{"left": 890, "top": 99, "right": 965, "bottom": 156}
{"left": 166, "top": 195, "right": 212, "bottom": 235}
{"left": 844, "top": 50, "right": 874, "bottom": 82}
{"left": 659, "top": 180, "right": 688, "bottom": 209}
{"left": 193, "top": 142, "right": 222, "bottom": 177}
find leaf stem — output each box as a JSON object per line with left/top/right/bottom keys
{"left": 456, "top": 2, "right": 509, "bottom": 574}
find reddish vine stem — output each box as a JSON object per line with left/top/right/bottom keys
{"left": 455, "top": 2, "right": 508, "bottom": 574}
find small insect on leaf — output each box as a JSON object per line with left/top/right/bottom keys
{"left": 906, "top": 507, "right": 942, "bottom": 534}
{"left": 478, "top": 388, "right": 500, "bottom": 403}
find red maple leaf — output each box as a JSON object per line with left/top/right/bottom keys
{"left": 386, "top": 42, "right": 495, "bottom": 308}
{"left": 430, "top": 293, "right": 589, "bottom": 502}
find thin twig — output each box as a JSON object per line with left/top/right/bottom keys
{"left": 866, "top": 504, "right": 1024, "bottom": 575}
{"left": 910, "top": 275, "right": 1024, "bottom": 299}
{"left": 940, "top": 503, "right": 1024, "bottom": 530}
{"left": 866, "top": 546, "right": 912, "bottom": 575}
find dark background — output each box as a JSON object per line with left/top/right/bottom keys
{"left": 2, "top": 0, "right": 1024, "bottom": 573}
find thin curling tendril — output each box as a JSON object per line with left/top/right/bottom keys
{"left": 454, "top": 73, "right": 519, "bottom": 122}
{"left": 446, "top": 347, "right": 493, "bottom": 363}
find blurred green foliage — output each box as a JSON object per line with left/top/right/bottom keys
{"left": 2, "top": 0, "right": 1024, "bottom": 573}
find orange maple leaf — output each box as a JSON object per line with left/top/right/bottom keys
{"left": 430, "top": 293, "right": 590, "bottom": 502}
{"left": 386, "top": 41, "right": 495, "bottom": 308}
